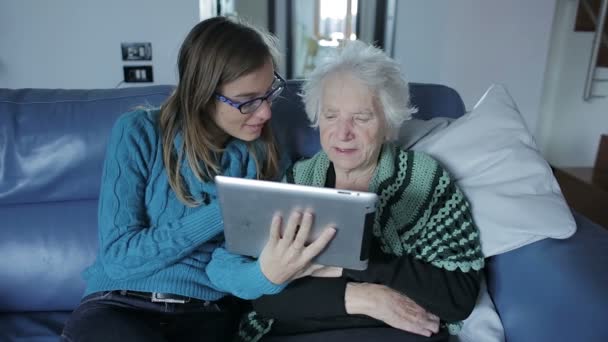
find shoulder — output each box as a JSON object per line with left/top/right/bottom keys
{"left": 110, "top": 108, "right": 161, "bottom": 145}
{"left": 394, "top": 148, "right": 464, "bottom": 203}
{"left": 292, "top": 150, "right": 327, "bottom": 169}
{"left": 106, "top": 109, "right": 161, "bottom": 167}
{"left": 113, "top": 108, "right": 160, "bottom": 135}
{"left": 224, "top": 139, "right": 249, "bottom": 156}
{"left": 395, "top": 146, "right": 444, "bottom": 175}
{"left": 290, "top": 150, "right": 328, "bottom": 174}
{"left": 287, "top": 151, "right": 329, "bottom": 185}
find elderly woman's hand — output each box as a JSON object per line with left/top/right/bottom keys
{"left": 344, "top": 282, "right": 440, "bottom": 337}
{"left": 258, "top": 211, "right": 336, "bottom": 285}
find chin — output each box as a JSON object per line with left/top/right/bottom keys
{"left": 329, "top": 153, "right": 357, "bottom": 164}
{"left": 331, "top": 159, "right": 360, "bottom": 171}
{"left": 238, "top": 131, "right": 264, "bottom": 141}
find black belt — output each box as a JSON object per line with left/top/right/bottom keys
{"left": 118, "top": 290, "right": 208, "bottom": 305}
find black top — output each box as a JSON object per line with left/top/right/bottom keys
{"left": 253, "top": 164, "right": 481, "bottom": 335}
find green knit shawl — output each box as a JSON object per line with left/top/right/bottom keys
{"left": 289, "top": 143, "right": 484, "bottom": 273}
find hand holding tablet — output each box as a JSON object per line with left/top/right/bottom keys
{"left": 216, "top": 176, "right": 377, "bottom": 271}
{"left": 258, "top": 211, "right": 336, "bottom": 284}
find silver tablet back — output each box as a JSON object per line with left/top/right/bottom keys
{"left": 216, "top": 176, "right": 377, "bottom": 270}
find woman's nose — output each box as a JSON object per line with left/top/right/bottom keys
{"left": 336, "top": 119, "right": 354, "bottom": 140}
{"left": 252, "top": 100, "right": 272, "bottom": 120}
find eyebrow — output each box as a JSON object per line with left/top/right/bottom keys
{"left": 231, "top": 76, "right": 278, "bottom": 99}
{"left": 323, "top": 108, "right": 374, "bottom": 115}
{"left": 231, "top": 91, "right": 263, "bottom": 99}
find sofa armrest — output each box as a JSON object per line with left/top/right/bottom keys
{"left": 487, "top": 211, "right": 608, "bottom": 342}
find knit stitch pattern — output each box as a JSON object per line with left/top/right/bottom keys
{"left": 292, "top": 144, "right": 484, "bottom": 273}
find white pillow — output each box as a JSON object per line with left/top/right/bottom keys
{"left": 407, "top": 84, "right": 576, "bottom": 257}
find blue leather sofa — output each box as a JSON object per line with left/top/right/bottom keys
{"left": 1, "top": 82, "right": 607, "bottom": 342}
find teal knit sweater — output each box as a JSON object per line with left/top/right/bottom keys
{"left": 83, "top": 109, "right": 284, "bottom": 301}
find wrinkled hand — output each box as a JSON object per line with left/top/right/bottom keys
{"left": 258, "top": 211, "right": 336, "bottom": 285}
{"left": 345, "top": 282, "right": 440, "bottom": 337}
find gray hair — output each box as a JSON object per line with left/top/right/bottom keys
{"left": 301, "top": 40, "right": 417, "bottom": 137}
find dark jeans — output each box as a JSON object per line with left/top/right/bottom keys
{"left": 262, "top": 327, "right": 449, "bottom": 342}
{"left": 61, "top": 291, "right": 242, "bottom": 342}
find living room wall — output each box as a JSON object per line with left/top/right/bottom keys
{"left": 392, "top": 0, "right": 557, "bottom": 137}
{"left": 0, "top": 0, "right": 199, "bottom": 88}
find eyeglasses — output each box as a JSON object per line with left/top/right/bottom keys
{"left": 214, "top": 72, "right": 286, "bottom": 115}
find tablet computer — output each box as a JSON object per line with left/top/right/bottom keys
{"left": 215, "top": 175, "right": 377, "bottom": 270}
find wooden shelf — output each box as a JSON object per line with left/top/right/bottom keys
{"left": 554, "top": 167, "right": 608, "bottom": 229}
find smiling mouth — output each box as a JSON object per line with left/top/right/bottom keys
{"left": 335, "top": 147, "right": 357, "bottom": 153}
{"left": 245, "top": 123, "right": 264, "bottom": 131}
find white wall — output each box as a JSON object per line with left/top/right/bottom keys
{"left": 0, "top": 0, "right": 200, "bottom": 89}
{"left": 393, "top": 0, "right": 557, "bottom": 136}
{"left": 538, "top": 0, "right": 608, "bottom": 167}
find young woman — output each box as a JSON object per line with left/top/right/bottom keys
{"left": 61, "top": 17, "right": 335, "bottom": 342}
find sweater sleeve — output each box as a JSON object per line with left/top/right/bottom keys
{"left": 206, "top": 247, "right": 287, "bottom": 300}
{"left": 253, "top": 277, "right": 349, "bottom": 320}
{"left": 97, "top": 112, "right": 224, "bottom": 281}
{"left": 344, "top": 240, "right": 481, "bottom": 322}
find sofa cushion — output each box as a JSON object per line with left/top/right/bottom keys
{"left": 406, "top": 84, "right": 576, "bottom": 257}
{"left": 0, "top": 200, "right": 98, "bottom": 312}
{"left": 0, "top": 311, "right": 70, "bottom": 342}
{"left": 0, "top": 86, "right": 173, "bottom": 205}
{"left": 488, "top": 211, "right": 608, "bottom": 342}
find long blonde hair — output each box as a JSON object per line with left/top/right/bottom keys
{"left": 159, "top": 17, "right": 280, "bottom": 206}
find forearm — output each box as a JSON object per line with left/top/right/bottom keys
{"left": 253, "top": 277, "right": 349, "bottom": 320}
{"left": 345, "top": 254, "right": 481, "bottom": 322}
{"left": 344, "top": 282, "right": 375, "bottom": 315}
{"left": 401, "top": 261, "right": 480, "bottom": 322}
{"left": 98, "top": 198, "right": 224, "bottom": 281}
{"left": 206, "top": 247, "right": 286, "bottom": 300}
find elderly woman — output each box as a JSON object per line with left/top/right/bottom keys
{"left": 239, "top": 41, "right": 484, "bottom": 342}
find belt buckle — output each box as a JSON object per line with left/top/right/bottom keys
{"left": 151, "top": 292, "right": 188, "bottom": 304}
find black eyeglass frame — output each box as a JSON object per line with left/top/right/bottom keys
{"left": 214, "top": 72, "right": 286, "bottom": 114}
